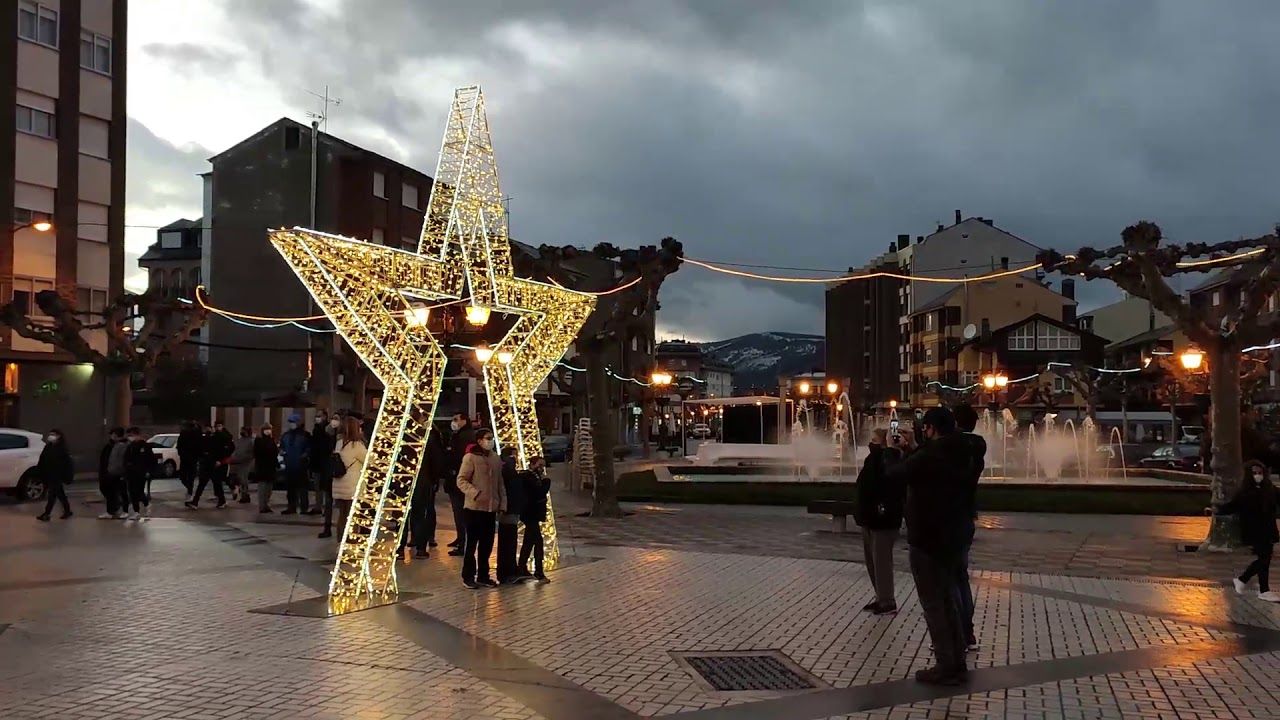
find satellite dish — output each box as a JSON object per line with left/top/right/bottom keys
{"left": 963, "top": 323, "right": 978, "bottom": 340}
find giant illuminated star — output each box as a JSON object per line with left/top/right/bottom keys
{"left": 270, "top": 86, "right": 594, "bottom": 605}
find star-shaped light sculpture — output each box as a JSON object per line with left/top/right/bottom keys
{"left": 270, "top": 86, "right": 594, "bottom": 608}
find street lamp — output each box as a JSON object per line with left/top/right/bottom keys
{"left": 889, "top": 399, "right": 898, "bottom": 409}
{"left": 464, "top": 304, "right": 491, "bottom": 327}
{"left": 798, "top": 381, "right": 811, "bottom": 395}
{"left": 496, "top": 349, "right": 514, "bottom": 365}
{"left": 651, "top": 370, "right": 673, "bottom": 386}
{"left": 12, "top": 220, "right": 53, "bottom": 233}
{"left": 826, "top": 381, "right": 838, "bottom": 395}
{"left": 755, "top": 400, "right": 764, "bottom": 443}
{"left": 1179, "top": 347, "right": 1205, "bottom": 371}
{"left": 473, "top": 343, "right": 494, "bottom": 363}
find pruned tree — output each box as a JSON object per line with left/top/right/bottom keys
{"left": 516, "top": 238, "right": 684, "bottom": 517}
{"left": 1040, "top": 221, "right": 1280, "bottom": 548}
{"left": 0, "top": 290, "right": 208, "bottom": 427}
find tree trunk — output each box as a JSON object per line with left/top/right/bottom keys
{"left": 1202, "top": 342, "right": 1243, "bottom": 550}
{"left": 587, "top": 345, "right": 623, "bottom": 517}
{"left": 112, "top": 372, "right": 131, "bottom": 428}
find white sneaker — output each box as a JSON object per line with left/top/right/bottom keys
{"left": 1259, "top": 591, "right": 1280, "bottom": 603}
{"left": 113, "top": 512, "right": 128, "bottom": 519}
{"left": 98, "top": 512, "right": 114, "bottom": 519}
{"left": 185, "top": 492, "right": 193, "bottom": 502}
{"left": 143, "top": 505, "right": 151, "bottom": 520}
{"left": 1234, "top": 578, "right": 1248, "bottom": 595}
{"left": 126, "top": 512, "right": 140, "bottom": 521}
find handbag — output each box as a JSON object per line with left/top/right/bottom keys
{"left": 330, "top": 452, "right": 347, "bottom": 479}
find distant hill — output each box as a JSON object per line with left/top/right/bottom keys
{"left": 700, "top": 332, "right": 824, "bottom": 391}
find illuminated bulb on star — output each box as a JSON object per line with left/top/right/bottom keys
{"left": 465, "top": 305, "right": 491, "bottom": 326}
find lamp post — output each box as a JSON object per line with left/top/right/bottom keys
{"left": 755, "top": 400, "right": 764, "bottom": 443}
{"left": 13, "top": 220, "right": 53, "bottom": 233}
{"left": 649, "top": 370, "right": 673, "bottom": 455}
{"left": 1168, "top": 347, "right": 1205, "bottom": 443}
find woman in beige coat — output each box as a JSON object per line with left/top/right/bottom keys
{"left": 456, "top": 428, "right": 505, "bottom": 589}
{"left": 322, "top": 416, "right": 366, "bottom": 539}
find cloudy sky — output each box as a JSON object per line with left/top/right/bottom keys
{"left": 127, "top": 0, "right": 1280, "bottom": 341}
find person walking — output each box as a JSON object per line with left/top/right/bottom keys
{"left": 325, "top": 416, "right": 366, "bottom": 538}
{"left": 309, "top": 412, "right": 337, "bottom": 518}
{"left": 176, "top": 420, "right": 202, "bottom": 501}
{"left": 952, "top": 403, "right": 987, "bottom": 650}
{"left": 280, "top": 414, "right": 311, "bottom": 515}
{"left": 122, "top": 427, "right": 156, "bottom": 520}
{"left": 97, "top": 428, "right": 127, "bottom": 519}
{"left": 855, "top": 428, "right": 904, "bottom": 615}
{"left": 229, "top": 426, "right": 254, "bottom": 503}
{"left": 496, "top": 447, "right": 528, "bottom": 584}
{"left": 456, "top": 428, "right": 505, "bottom": 589}
{"left": 519, "top": 456, "right": 551, "bottom": 582}
{"left": 35, "top": 429, "right": 74, "bottom": 522}
{"left": 445, "top": 413, "right": 475, "bottom": 556}
{"left": 188, "top": 420, "right": 234, "bottom": 509}
{"left": 254, "top": 424, "right": 279, "bottom": 514}
{"left": 888, "top": 406, "right": 975, "bottom": 686}
{"left": 1220, "top": 460, "right": 1280, "bottom": 601}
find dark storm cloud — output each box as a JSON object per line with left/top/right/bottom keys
{"left": 202, "top": 0, "right": 1280, "bottom": 338}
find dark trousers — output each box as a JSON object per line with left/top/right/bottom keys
{"left": 193, "top": 463, "right": 227, "bottom": 505}
{"left": 285, "top": 469, "right": 309, "bottom": 512}
{"left": 496, "top": 519, "right": 520, "bottom": 581}
{"left": 99, "top": 474, "right": 124, "bottom": 515}
{"left": 316, "top": 471, "right": 334, "bottom": 525}
{"left": 461, "top": 509, "right": 496, "bottom": 582}
{"left": 400, "top": 485, "right": 438, "bottom": 552}
{"left": 909, "top": 546, "right": 967, "bottom": 673}
{"left": 127, "top": 474, "right": 149, "bottom": 512}
{"left": 519, "top": 520, "right": 545, "bottom": 575}
{"left": 1242, "top": 543, "right": 1274, "bottom": 592}
{"left": 42, "top": 480, "right": 70, "bottom": 516}
{"left": 448, "top": 490, "right": 467, "bottom": 545}
{"left": 179, "top": 456, "right": 198, "bottom": 493}
{"left": 862, "top": 528, "right": 898, "bottom": 605}
{"left": 324, "top": 498, "right": 352, "bottom": 535}
{"left": 956, "top": 542, "right": 975, "bottom": 644}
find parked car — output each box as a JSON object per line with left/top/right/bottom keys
{"left": 0, "top": 429, "right": 48, "bottom": 501}
{"left": 690, "top": 423, "right": 713, "bottom": 439}
{"left": 542, "top": 434, "right": 570, "bottom": 463}
{"left": 1180, "top": 425, "right": 1205, "bottom": 444}
{"left": 147, "top": 433, "right": 181, "bottom": 478}
{"left": 1138, "top": 444, "right": 1203, "bottom": 472}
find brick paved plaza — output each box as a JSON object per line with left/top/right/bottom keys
{"left": 4, "top": 478, "right": 1280, "bottom": 719}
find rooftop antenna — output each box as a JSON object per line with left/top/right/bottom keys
{"left": 305, "top": 85, "right": 342, "bottom": 133}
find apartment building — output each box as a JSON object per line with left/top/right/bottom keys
{"left": 1, "top": 1, "right": 126, "bottom": 448}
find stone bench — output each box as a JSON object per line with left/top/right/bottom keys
{"left": 807, "top": 500, "right": 857, "bottom": 533}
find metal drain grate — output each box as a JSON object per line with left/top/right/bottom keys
{"left": 677, "top": 652, "right": 820, "bottom": 692}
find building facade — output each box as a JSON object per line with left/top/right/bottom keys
{"left": 654, "top": 340, "right": 735, "bottom": 399}
{"left": 137, "top": 217, "right": 201, "bottom": 362}
{"left": 825, "top": 243, "right": 903, "bottom": 409}
{"left": 202, "top": 118, "right": 433, "bottom": 410}
{"left": 1, "top": 0, "right": 126, "bottom": 455}
{"left": 1076, "top": 295, "right": 1170, "bottom": 344}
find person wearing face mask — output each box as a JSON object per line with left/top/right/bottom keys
{"left": 519, "top": 456, "right": 551, "bottom": 582}
{"left": 280, "top": 413, "right": 312, "bottom": 515}
{"left": 887, "top": 406, "right": 975, "bottom": 686}
{"left": 35, "top": 429, "right": 74, "bottom": 522}
{"left": 310, "top": 411, "right": 338, "bottom": 520}
{"left": 254, "top": 424, "right": 280, "bottom": 513}
{"left": 229, "top": 426, "right": 255, "bottom": 503}
{"left": 1219, "top": 461, "right": 1280, "bottom": 602}
{"left": 327, "top": 416, "right": 367, "bottom": 538}
{"left": 444, "top": 413, "right": 475, "bottom": 556}
{"left": 456, "top": 428, "right": 506, "bottom": 589}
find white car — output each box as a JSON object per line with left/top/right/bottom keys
{"left": 0, "top": 429, "right": 48, "bottom": 501}
{"left": 690, "top": 423, "right": 713, "bottom": 439}
{"left": 147, "top": 433, "right": 182, "bottom": 478}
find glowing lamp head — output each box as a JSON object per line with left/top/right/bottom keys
{"left": 995, "top": 374, "right": 1009, "bottom": 388}
{"left": 982, "top": 374, "right": 998, "bottom": 390}
{"left": 31, "top": 220, "right": 52, "bottom": 232}
{"left": 403, "top": 305, "right": 429, "bottom": 327}
{"left": 836, "top": 403, "right": 844, "bottom": 412}
{"left": 798, "top": 381, "right": 811, "bottom": 395}
{"left": 889, "top": 399, "right": 898, "bottom": 409}
{"left": 651, "top": 371, "right": 672, "bottom": 386}
{"left": 755, "top": 401, "right": 763, "bottom": 406}
{"left": 465, "top": 304, "right": 491, "bottom": 326}
{"left": 1180, "top": 348, "right": 1205, "bottom": 371}
{"left": 474, "top": 344, "right": 494, "bottom": 363}
{"left": 826, "top": 381, "right": 838, "bottom": 395}
{"left": 496, "top": 349, "right": 514, "bottom": 365}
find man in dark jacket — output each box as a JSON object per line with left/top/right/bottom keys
{"left": 444, "top": 413, "right": 475, "bottom": 555}
{"left": 280, "top": 414, "right": 311, "bottom": 514}
{"left": 496, "top": 447, "right": 528, "bottom": 584}
{"left": 399, "top": 430, "right": 444, "bottom": 559}
{"left": 519, "top": 456, "right": 551, "bottom": 582}
{"left": 309, "top": 411, "right": 337, "bottom": 517}
{"left": 952, "top": 404, "right": 987, "bottom": 651}
{"left": 855, "top": 428, "right": 904, "bottom": 614}
{"left": 97, "top": 427, "right": 127, "bottom": 519}
{"left": 176, "top": 420, "right": 203, "bottom": 500}
{"left": 123, "top": 426, "right": 157, "bottom": 519}
{"left": 888, "top": 406, "right": 975, "bottom": 686}
{"left": 189, "top": 420, "right": 234, "bottom": 509}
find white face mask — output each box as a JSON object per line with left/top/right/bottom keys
{"left": 450, "top": 420, "right": 463, "bottom": 431}
{"left": 1254, "top": 472, "right": 1266, "bottom": 484}
{"left": 263, "top": 430, "right": 272, "bottom": 437}
{"left": 288, "top": 422, "right": 297, "bottom": 430}
{"left": 479, "top": 438, "right": 493, "bottom": 451}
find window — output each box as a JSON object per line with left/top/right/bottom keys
{"left": 18, "top": 2, "right": 58, "bottom": 48}
{"left": 0, "top": 433, "right": 29, "bottom": 450}
{"left": 373, "top": 171, "right": 386, "bottom": 198}
{"left": 189, "top": 268, "right": 200, "bottom": 290}
{"left": 371, "top": 228, "right": 385, "bottom": 245}
{"left": 79, "top": 31, "right": 111, "bottom": 74}
{"left": 151, "top": 271, "right": 165, "bottom": 293}
{"left": 1008, "top": 322, "right": 1036, "bottom": 350}
{"left": 1212, "top": 290, "right": 1221, "bottom": 307}
{"left": 11, "top": 277, "right": 55, "bottom": 318}
{"left": 283, "top": 126, "right": 301, "bottom": 150}
{"left": 16, "top": 105, "right": 55, "bottom": 139}
{"left": 1037, "top": 322, "right": 1081, "bottom": 351}
{"left": 170, "top": 269, "right": 183, "bottom": 297}
{"left": 961, "top": 371, "right": 978, "bottom": 386}
{"left": 75, "top": 287, "right": 108, "bottom": 316}
{"left": 925, "top": 346, "right": 934, "bottom": 364}
{"left": 1052, "top": 376, "right": 1071, "bottom": 394}
{"left": 924, "top": 313, "right": 933, "bottom": 331}
{"left": 402, "top": 182, "right": 418, "bottom": 209}
{"left": 13, "top": 207, "right": 51, "bottom": 227}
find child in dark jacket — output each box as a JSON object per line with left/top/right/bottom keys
{"left": 1219, "top": 461, "right": 1280, "bottom": 602}
{"left": 519, "top": 456, "right": 551, "bottom": 582}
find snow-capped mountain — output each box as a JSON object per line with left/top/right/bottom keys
{"left": 700, "top": 332, "right": 824, "bottom": 391}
